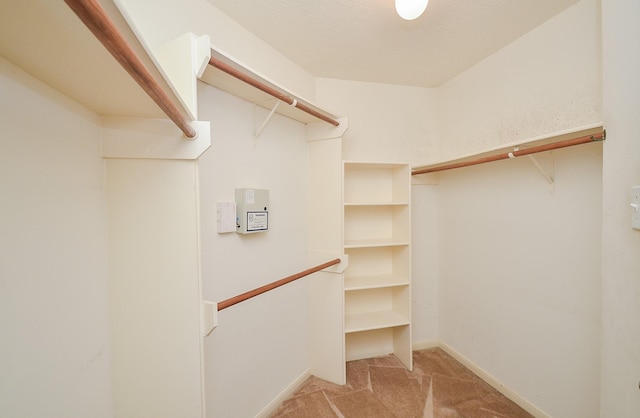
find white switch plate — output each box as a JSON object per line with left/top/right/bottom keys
{"left": 632, "top": 186, "right": 640, "bottom": 230}
{"left": 217, "top": 202, "right": 236, "bottom": 233}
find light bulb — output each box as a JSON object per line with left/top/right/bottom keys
{"left": 395, "top": 0, "right": 429, "bottom": 20}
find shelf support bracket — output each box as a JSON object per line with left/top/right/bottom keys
{"left": 527, "top": 154, "right": 554, "bottom": 184}
{"left": 508, "top": 146, "right": 554, "bottom": 184}
{"left": 254, "top": 100, "right": 281, "bottom": 139}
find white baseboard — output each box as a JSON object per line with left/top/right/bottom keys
{"left": 255, "top": 368, "right": 312, "bottom": 418}
{"left": 412, "top": 339, "right": 439, "bottom": 351}
{"left": 437, "top": 342, "right": 550, "bottom": 418}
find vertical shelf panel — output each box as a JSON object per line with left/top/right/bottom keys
{"left": 307, "top": 137, "right": 345, "bottom": 385}
{"left": 107, "top": 159, "right": 204, "bottom": 417}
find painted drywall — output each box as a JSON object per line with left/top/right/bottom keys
{"left": 315, "top": 78, "right": 437, "bottom": 166}
{"left": 197, "top": 84, "right": 311, "bottom": 417}
{"left": 437, "top": 145, "right": 602, "bottom": 417}
{"left": 0, "top": 57, "right": 112, "bottom": 417}
{"left": 410, "top": 184, "right": 440, "bottom": 344}
{"left": 432, "top": 1, "right": 603, "bottom": 416}
{"left": 106, "top": 159, "right": 203, "bottom": 418}
{"left": 435, "top": 0, "right": 601, "bottom": 163}
{"left": 116, "top": 0, "right": 316, "bottom": 101}
{"left": 600, "top": 0, "right": 640, "bottom": 415}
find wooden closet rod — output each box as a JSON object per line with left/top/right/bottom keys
{"left": 208, "top": 56, "right": 340, "bottom": 127}
{"left": 64, "top": 0, "right": 197, "bottom": 138}
{"left": 412, "top": 131, "right": 606, "bottom": 176}
{"left": 217, "top": 258, "right": 341, "bottom": 311}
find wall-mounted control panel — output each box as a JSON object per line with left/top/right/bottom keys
{"left": 235, "top": 188, "right": 269, "bottom": 234}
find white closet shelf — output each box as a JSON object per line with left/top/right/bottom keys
{"left": 200, "top": 47, "right": 340, "bottom": 126}
{"left": 344, "top": 161, "right": 409, "bottom": 169}
{"left": 344, "top": 238, "right": 410, "bottom": 248}
{"left": 412, "top": 123, "right": 604, "bottom": 175}
{"left": 344, "top": 275, "right": 410, "bottom": 291}
{"left": 0, "top": 0, "right": 191, "bottom": 121}
{"left": 344, "top": 201, "right": 409, "bottom": 206}
{"left": 10, "top": 0, "right": 341, "bottom": 135}
{"left": 345, "top": 311, "right": 410, "bottom": 333}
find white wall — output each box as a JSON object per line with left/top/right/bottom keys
{"left": 435, "top": 0, "right": 601, "bottom": 163}
{"left": 106, "top": 159, "right": 203, "bottom": 418}
{"left": 197, "top": 84, "right": 311, "bottom": 417}
{"left": 0, "top": 57, "right": 112, "bottom": 417}
{"left": 600, "top": 0, "right": 640, "bottom": 416}
{"left": 410, "top": 184, "right": 440, "bottom": 344}
{"left": 316, "top": 78, "right": 437, "bottom": 166}
{"left": 437, "top": 145, "right": 602, "bottom": 417}
{"left": 431, "top": 1, "right": 603, "bottom": 416}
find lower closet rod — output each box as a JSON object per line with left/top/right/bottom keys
{"left": 217, "top": 258, "right": 341, "bottom": 311}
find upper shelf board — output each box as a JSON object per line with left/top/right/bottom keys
{"left": 0, "top": 0, "right": 169, "bottom": 119}
{"left": 200, "top": 47, "right": 340, "bottom": 125}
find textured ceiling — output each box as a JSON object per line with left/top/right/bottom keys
{"left": 207, "top": 0, "right": 579, "bottom": 87}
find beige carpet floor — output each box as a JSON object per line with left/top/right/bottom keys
{"left": 269, "top": 347, "right": 533, "bottom": 418}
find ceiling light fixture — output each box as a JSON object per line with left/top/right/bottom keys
{"left": 395, "top": 0, "right": 429, "bottom": 20}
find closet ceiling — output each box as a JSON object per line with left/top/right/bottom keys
{"left": 0, "top": 0, "right": 579, "bottom": 118}
{"left": 208, "top": 0, "right": 580, "bottom": 87}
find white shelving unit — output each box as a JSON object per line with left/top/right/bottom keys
{"left": 342, "top": 162, "right": 412, "bottom": 370}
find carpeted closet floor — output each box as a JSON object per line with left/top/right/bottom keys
{"left": 269, "top": 347, "right": 533, "bottom": 418}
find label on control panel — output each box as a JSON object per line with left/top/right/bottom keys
{"left": 247, "top": 211, "right": 268, "bottom": 232}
